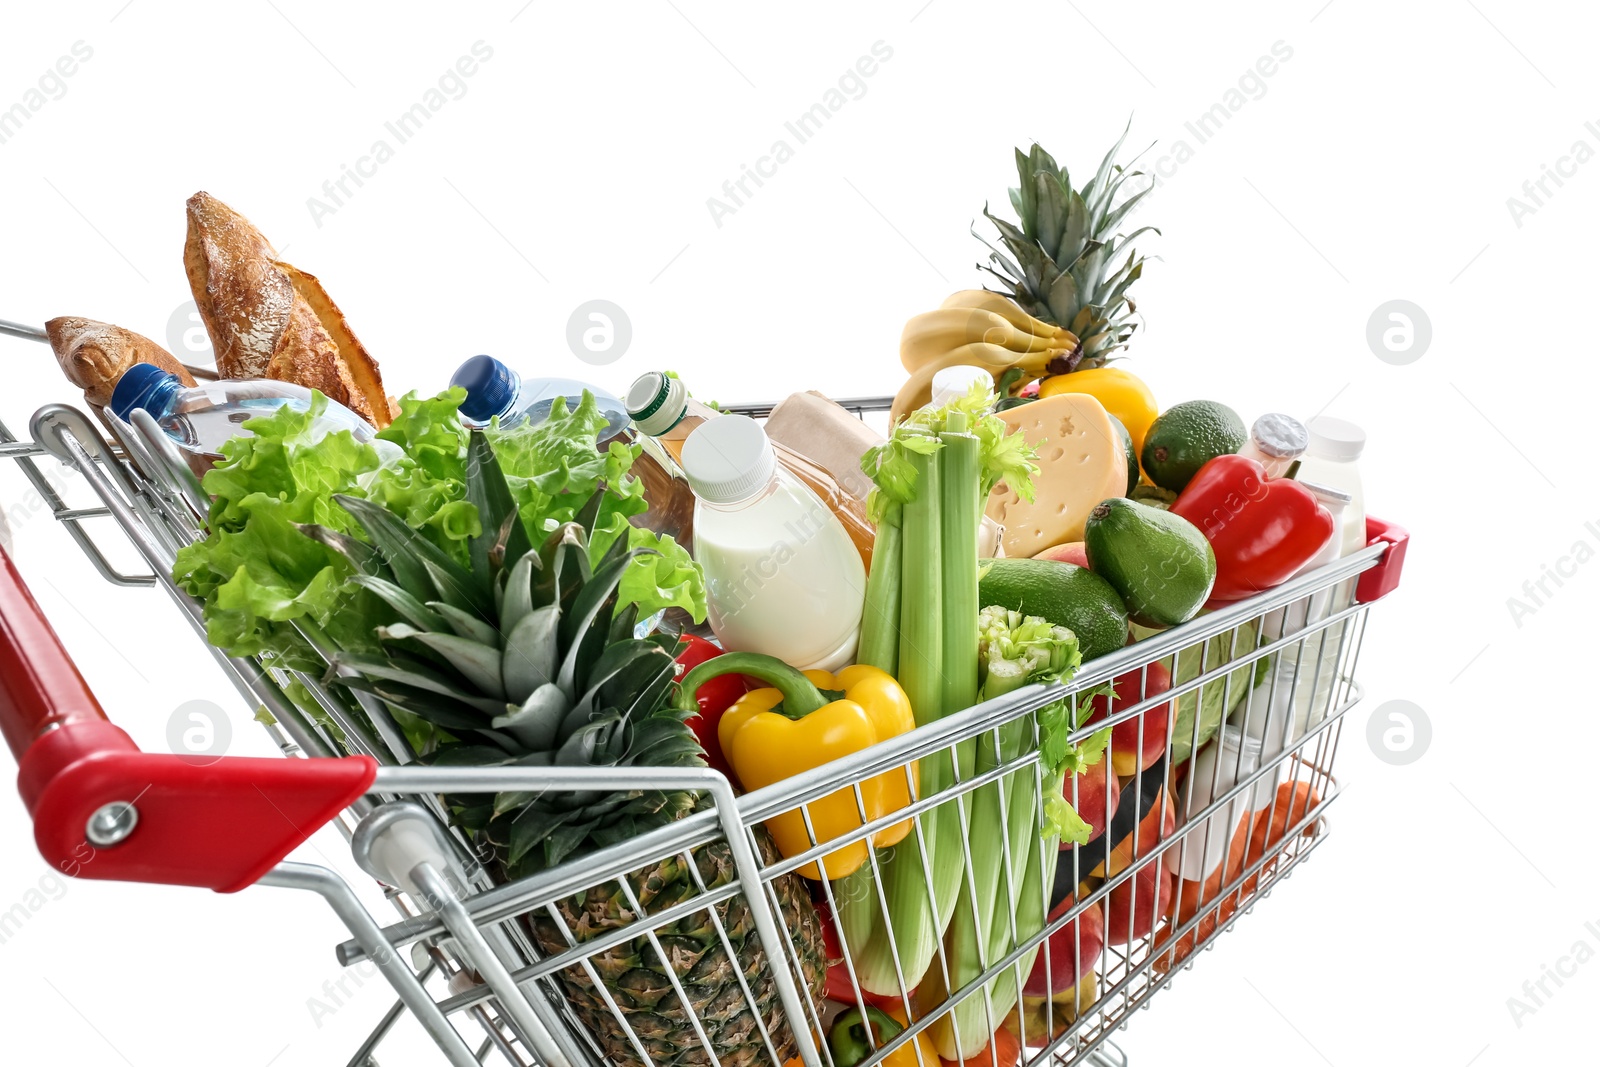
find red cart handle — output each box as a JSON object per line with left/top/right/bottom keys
{"left": 1, "top": 546, "right": 375, "bottom": 893}
{"left": 1355, "top": 516, "right": 1408, "bottom": 604}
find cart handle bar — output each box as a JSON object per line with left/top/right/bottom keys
{"left": 0, "top": 544, "right": 375, "bottom": 892}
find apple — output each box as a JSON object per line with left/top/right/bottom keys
{"left": 1022, "top": 898, "right": 1105, "bottom": 997}
{"left": 1105, "top": 859, "right": 1175, "bottom": 946}
{"left": 1087, "top": 662, "right": 1174, "bottom": 777}
{"left": 1033, "top": 541, "right": 1089, "bottom": 569}
{"left": 1063, "top": 757, "right": 1119, "bottom": 847}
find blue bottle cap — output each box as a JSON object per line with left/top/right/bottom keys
{"left": 109, "top": 362, "right": 180, "bottom": 422}
{"left": 450, "top": 355, "right": 518, "bottom": 423}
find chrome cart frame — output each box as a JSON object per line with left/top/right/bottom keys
{"left": 0, "top": 319, "right": 1406, "bottom": 1067}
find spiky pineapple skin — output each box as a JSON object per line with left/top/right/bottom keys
{"left": 326, "top": 435, "right": 829, "bottom": 1067}
{"left": 531, "top": 829, "right": 827, "bottom": 1067}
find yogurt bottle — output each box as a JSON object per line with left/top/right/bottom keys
{"left": 679, "top": 414, "right": 866, "bottom": 671}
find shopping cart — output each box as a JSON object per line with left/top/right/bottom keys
{"left": 0, "top": 318, "right": 1408, "bottom": 1067}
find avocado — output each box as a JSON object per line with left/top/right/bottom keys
{"left": 1107, "top": 413, "right": 1138, "bottom": 496}
{"left": 1140, "top": 400, "right": 1247, "bottom": 493}
{"left": 978, "top": 557, "right": 1129, "bottom": 661}
{"left": 1084, "top": 498, "right": 1216, "bottom": 628}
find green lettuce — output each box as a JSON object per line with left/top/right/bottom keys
{"left": 174, "top": 386, "right": 704, "bottom": 668}
{"left": 488, "top": 393, "right": 704, "bottom": 621}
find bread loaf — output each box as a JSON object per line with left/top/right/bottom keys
{"left": 45, "top": 316, "right": 195, "bottom": 407}
{"left": 183, "top": 191, "right": 393, "bottom": 427}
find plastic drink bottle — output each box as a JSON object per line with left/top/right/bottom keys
{"left": 109, "top": 363, "right": 380, "bottom": 476}
{"left": 627, "top": 371, "right": 875, "bottom": 570}
{"left": 678, "top": 414, "right": 866, "bottom": 671}
{"left": 449, "top": 354, "right": 630, "bottom": 441}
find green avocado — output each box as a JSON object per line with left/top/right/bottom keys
{"left": 1107, "top": 413, "right": 1138, "bottom": 496}
{"left": 1140, "top": 400, "right": 1247, "bottom": 493}
{"left": 1083, "top": 498, "right": 1216, "bottom": 628}
{"left": 978, "top": 558, "right": 1129, "bottom": 661}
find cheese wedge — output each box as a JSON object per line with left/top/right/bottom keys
{"left": 987, "top": 393, "right": 1126, "bottom": 558}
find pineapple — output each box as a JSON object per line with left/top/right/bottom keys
{"left": 319, "top": 432, "right": 826, "bottom": 1067}
{"left": 978, "top": 126, "right": 1156, "bottom": 373}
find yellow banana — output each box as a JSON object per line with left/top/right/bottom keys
{"left": 940, "top": 290, "right": 1068, "bottom": 340}
{"left": 900, "top": 308, "right": 1067, "bottom": 372}
{"left": 890, "top": 341, "right": 1069, "bottom": 425}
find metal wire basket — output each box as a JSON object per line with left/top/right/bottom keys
{"left": 0, "top": 334, "right": 1407, "bottom": 1067}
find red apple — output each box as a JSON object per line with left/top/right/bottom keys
{"left": 1063, "top": 758, "right": 1119, "bottom": 847}
{"left": 1087, "top": 662, "right": 1174, "bottom": 777}
{"left": 1022, "top": 898, "right": 1105, "bottom": 997}
{"left": 1033, "top": 541, "right": 1089, "bottom": 568}
{"left": 1105, "top": 859, "right": 1175, "bottom": 946}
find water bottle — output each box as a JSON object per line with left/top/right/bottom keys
{"left": 109, "top": 363, "right": 380, "bottom": 476}
{"left": 449, "top": 354, "right": 629, "bottom": 442}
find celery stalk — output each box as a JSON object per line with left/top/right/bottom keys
{"left": 937, "top": 425, "right": 981, "bottom": 726}
{"left": 840, "top": 386, "right": 1042, "bottom": 999}
{"left": 857, "top": 501, "right": 903, "bottom": 675}
{"left": 936, "top": 609, "right": 1081, "bottom": 1058}
{"left": 897, "top": 442, "right": 943, "bottom": 724}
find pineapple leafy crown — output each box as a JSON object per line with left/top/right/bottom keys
{"left": 977, "top": 121, "right": 1158, "bottom": 371}
{"left": 309, "top": 430, "right": 704, "bottom": 873}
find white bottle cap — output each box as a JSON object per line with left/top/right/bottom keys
{"left": 680, "top": 414, "right": 777, "bottom": 504}
{"left": 626, "top": 372, "right": 690, "bottom": 436}
{"left": 1305, "top": 416, "right": 1366, "bottom": 461}
{"left": 930, "top": 365, "right": 994, "bottom": 407}
{"left": 1248, "top": 412, "right": 1309, "bottom": 460}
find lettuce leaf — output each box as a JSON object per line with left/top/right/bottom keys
{"left": 488, "top": 394, "right": 705, "bottom": 622}
{"left": 173, "top": 390, "right": 470, "bottom": 664}
{"left": 175, "top": 386, "right": 705, "bottom": 668}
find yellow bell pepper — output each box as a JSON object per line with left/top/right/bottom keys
{"left": 681, "top": 653, "right": 917, "bottom": 880}
{"left": 1038, "top": 366, "right": 1159, "bottom": 455}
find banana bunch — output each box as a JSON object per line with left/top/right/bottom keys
{"left": 891, "top": 291, "right": 1079, "bottom": 424}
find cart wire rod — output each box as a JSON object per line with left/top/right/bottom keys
{"left": 412, "top": 862, "right": 581, "bottom": 1067}
{"left": 259, "top": 862, "right": 482, "bottom": 1067}
{"left": 46, "top": 419, "right": 352, "bottom": 766}
{"left": 366, "top": 765, "right": 825, "bottom": 1067}
{"left": 0, "top": 412, "right": 153, "bottom": 586}
{"left": 345, "top": 957, "right": 441, "bottom": 1067}
{"left": 338, "top": 620, "right": 1369, "bottom": 972}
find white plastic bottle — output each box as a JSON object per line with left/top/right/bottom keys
{"left": 109, "top": 363, "right": 381, "bottom": 475}
{"left": 1178, "top": 726, "right": 1265, "bottom": 882}
{"left": 1237, "top": 413, "right": 1309, "bottom": 479}
{"left": 1297, "top": 417, "right": 1367, "bottom": 581}
{"left": 679, "top": 414, "right": 866, "bottom": 671}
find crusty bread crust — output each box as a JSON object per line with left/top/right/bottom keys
{"left": 183, "top": 191, "right": 391, "bottom": 427}
{"left": 45, "top": 316, "right": 196, "bottom": 407}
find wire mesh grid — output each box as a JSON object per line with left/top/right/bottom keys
{"left": 0, "top": 384, "right": 1383, "bottom": 1067}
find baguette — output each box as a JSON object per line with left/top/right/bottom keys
{"left": 44, "top": 316, "right": 195, "bottom": 407}
{"left": 183, "top": 191, "right": 393, "bottom": 427}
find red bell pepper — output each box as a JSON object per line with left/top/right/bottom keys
{"left": 816, "top": 897, "right": 915, "bottom": 1011}
{"left": 673, "top": 635, "right": 749, "bottom": 778}
{"left": 1170, "top": 454, "right": 1334, "bottom": 605}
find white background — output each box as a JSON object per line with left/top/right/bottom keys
{"left": 0, "top": 1, "right": 1592, "bottom": 1064}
